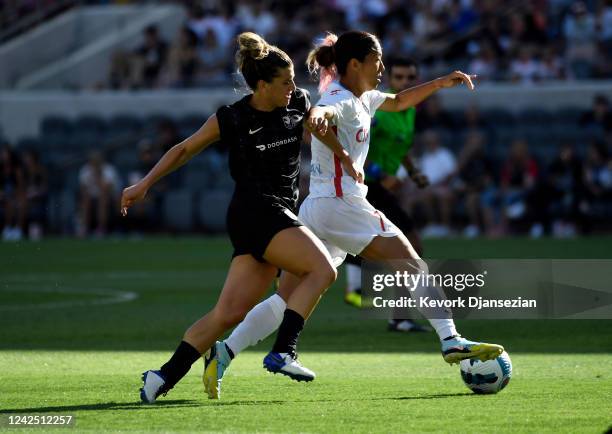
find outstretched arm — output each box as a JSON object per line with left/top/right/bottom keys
{"left": 379, "top": 71, "right": 476, "bottom": 113}
{"left": 121, "top": 114, "right": 220, "bottom": 215}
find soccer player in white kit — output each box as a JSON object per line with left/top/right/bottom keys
{"left": 203, "top": 31, "right": 504, "bottom": 398}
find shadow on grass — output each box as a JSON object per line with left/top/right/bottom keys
{"left": 200, "top": 392, "right": 476, "bottom": 406}
{"left": 1, "top": 393, "right": 475, "bottom": 413}
{"left": 0, "top": 400, "right": 201, "bottom": 413}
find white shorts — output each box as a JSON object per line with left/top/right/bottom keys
{"left": 298, "top": 195, "right": 401, "bottom": 267}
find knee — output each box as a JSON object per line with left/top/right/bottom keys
{"left": 317, "top": 260, "right": 338, "bottom": 288}
{"left": 406, "top": 256, "right": 428, "bottom": 276}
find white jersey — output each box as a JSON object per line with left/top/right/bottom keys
{"left": 308, "top": 82, "right": 388, "bottom": 198}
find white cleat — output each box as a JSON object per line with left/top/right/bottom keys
{"left": 140, "top": 370, "right": 169, "bottom": 404}
{"left": 263, "top": 352, "right": 315, "bottom": 382}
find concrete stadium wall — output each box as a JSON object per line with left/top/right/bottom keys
{"left": 0, "top": 5, "right": 185, "bottom": 90}
{"left": 1, "top": 82, "right": 611, "bottom": 143}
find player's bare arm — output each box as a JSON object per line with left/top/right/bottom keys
{"left": 379, "top": 71, "right": 476, "bottom": 113}
{"left": 310, "top": 121, "right": 364, "bottom": 184}
{"left": 121, "top": 114, "right": 220, "bottom": 216}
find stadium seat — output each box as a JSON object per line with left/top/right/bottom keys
{"left": 184, "top": 165, "right": 213, "bottom": 189}
{"left": 162, "top": 189, "right": 194, "bottom": 231}
{"left": 481, "top": 109, "right": 516, "bottom": 128}
{"left": 112, "top": 148, "right": 140, "bottom": 172}
{"left": 108, "top": 114, "right": 143, "bottom": 140}
{"left": 554, "top": 107, "right": 582, "bottom": 125}
{"left": 143, "top": 114, "right": 173, "bottom": 134}
{"left": 178, "top": 113, "right": 208, "bottom": 138}
{"left": 581, "top": 124, "right": 605, "bottom": 141}
{"left": 68, "top": 115, "right": 108, "bottom": 150}
{"left": 41, "top": 115, "right": 73, "bottom": 149}
{"left": 16, "top": 137, "right": 42, "bottom": 151}
{"left": 518, "top": 109, "right": 552, "bottom": 126}
{"left": 198, "top": 189, "right": 232, "bottom": 232}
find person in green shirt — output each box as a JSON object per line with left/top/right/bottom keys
{"left": 344, "top": 57, "right": 431, "bottom": 333}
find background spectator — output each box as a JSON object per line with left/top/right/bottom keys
{"left": 499, "top": 138, "right": 539, "bottom": 232}
{"left": 454, "top": 131, "right": 497, "bottom": 238}
{"left": 581, "top": 141, "right": 612, "bottom": 231}
{"left": 134, "top": 25, "right": 168, "bottom": 89}
{"left": 0, "top": 145, "right": 25, "bottom": 241}
{"left": 528, "top": 143, "right": 584, "bottom": 237}
{"left": 21, "top": 149, "right": 48, "bottom": 240}
{"left": 408, "top": 130, "right": 457, "bottom": 237}
{"left": 78, "top": 151, "right": 121, "bottom": 238}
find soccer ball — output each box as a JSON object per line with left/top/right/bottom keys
{"left": 459, "top": 351, "right": 512, "bottom": 394}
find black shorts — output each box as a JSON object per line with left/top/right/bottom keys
{"left": 226, "top": 195, "right": 302, "bottom": 263}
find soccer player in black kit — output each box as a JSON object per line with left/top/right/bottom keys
{"left": 121, "top": 32, "right": 358, "bottom": 403}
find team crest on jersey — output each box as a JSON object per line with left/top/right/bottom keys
{"left": 282, "top": 109, "right": 303, "bottom": 129}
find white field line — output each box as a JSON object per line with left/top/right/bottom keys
{"left": 1, "top": 270, "right": 225, "bottom": 282}
{"left": 0, "top": 286, "right": 138, "bottom": 311}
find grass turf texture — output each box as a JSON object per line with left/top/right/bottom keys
{"left": 1, "top": 237, "right": 611, "bottom": 433}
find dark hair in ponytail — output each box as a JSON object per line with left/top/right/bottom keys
{"left": 235, "top": 32, "right": 292, "bottom": 91}
{"left": 307, "top": 31, "right": 382, "bottom": 92}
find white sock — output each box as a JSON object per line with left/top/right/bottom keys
{"left": 345, "top": 263, "right": 361, "bottom": 292}
{"left": 224, "top": 293, "right": 286, "bottom": 356}
{"left": 428, "top": 319, "right": 458, "bottom": 341}
{"left": 409, "top": 283, "right": 458, "bottom": 340}
{"left": 399, "top": 260, "right": 459, "bottom": 341}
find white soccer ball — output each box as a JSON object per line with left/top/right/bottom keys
{"left": 459, "top": 351, "right": 512, "bottom": 394}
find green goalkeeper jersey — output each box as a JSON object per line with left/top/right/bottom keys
{"left": 368, "top": 94, "right": 416, "bottom": 178}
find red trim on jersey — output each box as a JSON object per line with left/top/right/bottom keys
{"left": 333, "top": 154, "right": 343, "bottom": 197}
{"left": 331, "top": 126, "right": 343, "bottom": 197}
{"left": 374, "top": 210, "right": 386, "bottom": 231}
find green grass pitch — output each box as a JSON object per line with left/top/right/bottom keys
{"left": 1, "top": 237, "right": 611, "bottom": 433}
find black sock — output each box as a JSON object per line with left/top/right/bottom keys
{"left": 159, "top": 340, "right": 201, "bottom": 388}
{"left": 271, "top": 309, "right": 305, "bottom": 356}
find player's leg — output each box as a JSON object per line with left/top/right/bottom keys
{"left": 221, "top": 270, "right": 301, "bottom": 358}
{"left": 370, "top": 189, "right": 430, "bottom": 331}
{"left": 204, "top": 270, "right": 302, "bottom": 398}
{"left": 140, "top": 255, "right": 277, "bottom": 403}
{"left": 260, "top": 225, "right": 337, "bottom": 381}
{"left": 360, "top": 233, "right": 503, "bottom": 364}
{"left": 343, "top": 182, "right": 393, "bottom": 307}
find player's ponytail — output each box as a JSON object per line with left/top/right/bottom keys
{"left": 236, "top": 32, "right": 292, "bottom": 91}
{"left": 307, "top": 33, "right": 338, "bottom": 93}
{"left": 308, "top": 31, "right": 382, "bottom": 93}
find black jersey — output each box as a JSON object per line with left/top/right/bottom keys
{"left": 216, "top": 88, "right": 310, "bottom": 211}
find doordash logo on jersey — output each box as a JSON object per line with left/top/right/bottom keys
{"left": 356, "top": 128, "right": 369, "bottom": 143}
{"left": 256, "top": 135, "right": 298, "bottom": 151}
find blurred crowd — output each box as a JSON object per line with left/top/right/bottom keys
{"left": 2, "top": 93, "right": 611, "bottom": 241}
{"left": 106, "top": 0, "right": 612, "bottom": 89}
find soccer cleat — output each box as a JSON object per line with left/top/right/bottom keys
{"left": 139, "top": 370, "right": 170, "bottom": 404}
{"left": 388, "top": 319, "right": 432, "bottom": 333}
{"left": 441, "top": 335, "right": 504, "bottom": 365}
{"left": 263, "top": 352, "right": 315, "bottom": 382}
{"left": 344, "top": 290, "right": 362, "bottom": 308}
{"left": 203, "top": 341, "right": 232, "bottom": 399}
